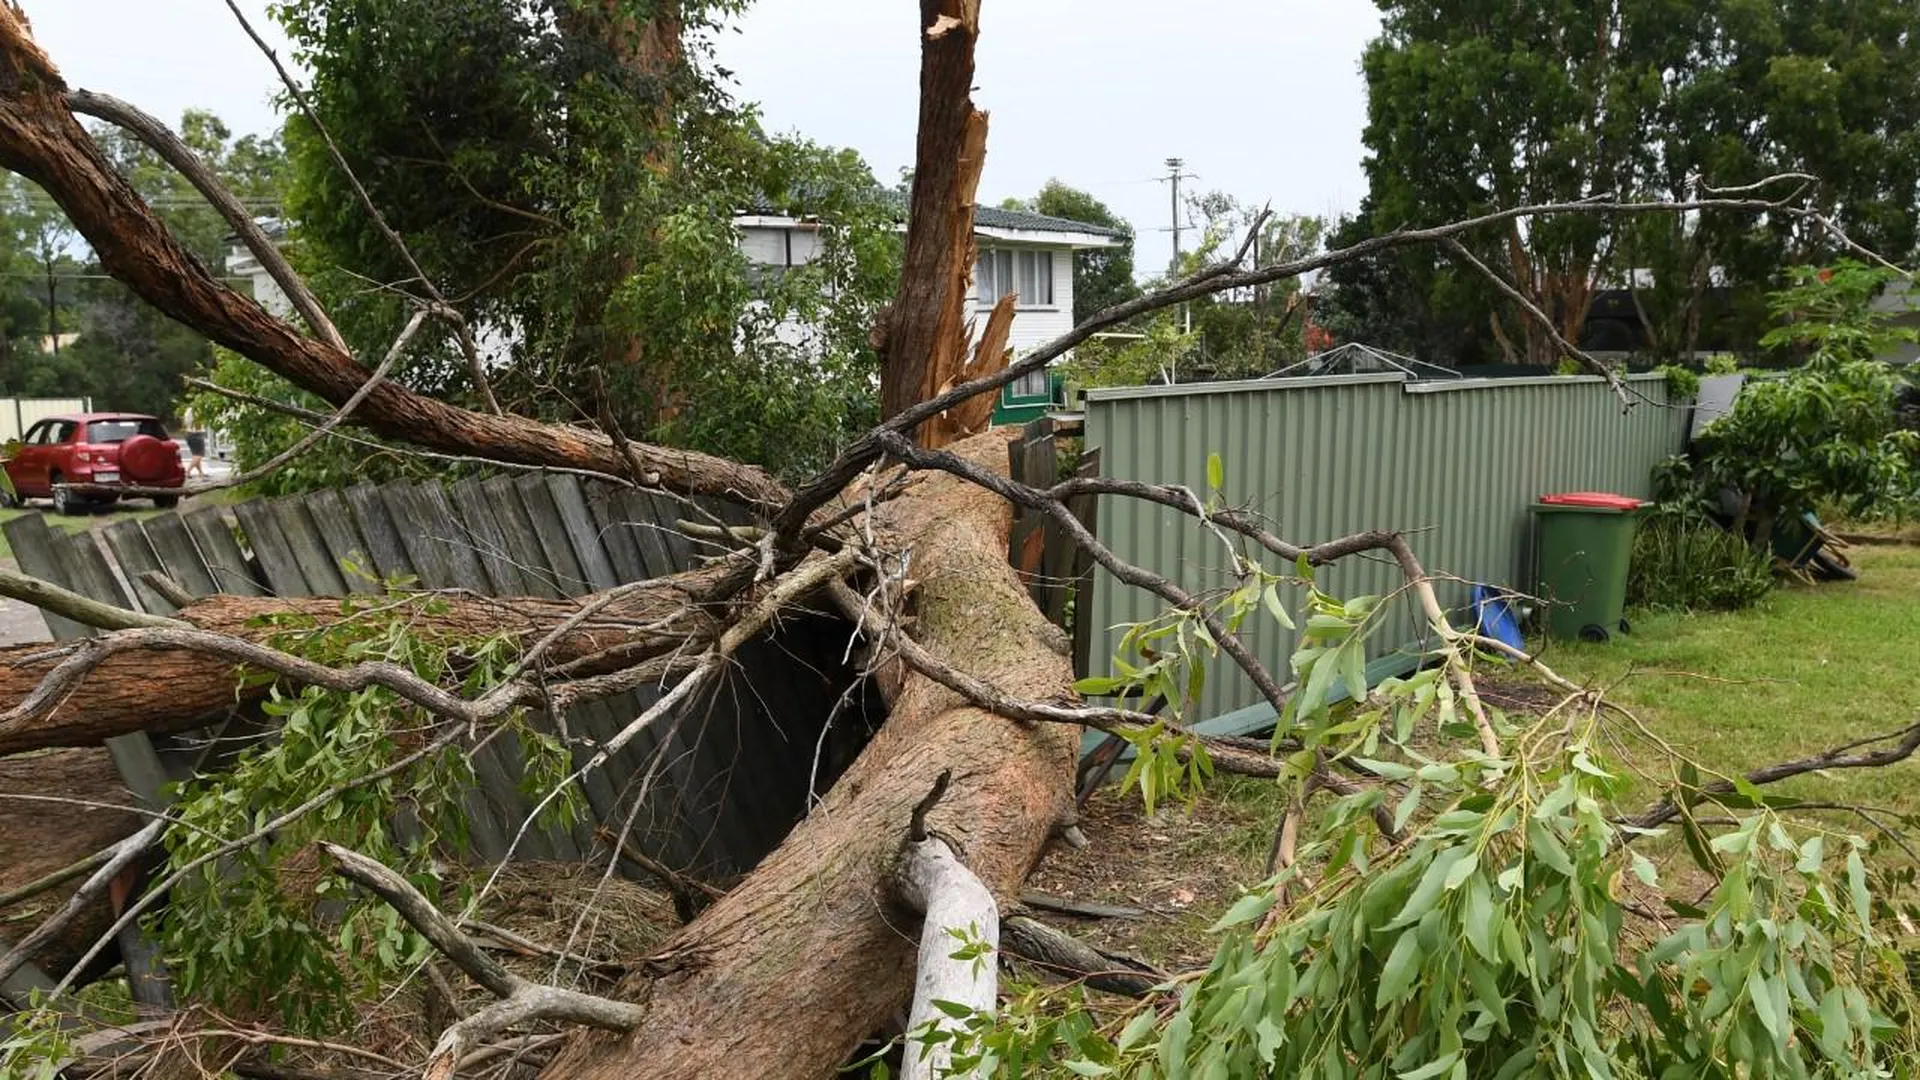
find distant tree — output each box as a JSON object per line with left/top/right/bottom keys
{"left": 1006, "top": 180, "right": 1139, "bottom": 323}
{"left": 0, "top": 113, "right": 289, "bottom": 412}
{"left": 1168, "top": 192, "right": 1326, "bottom": 380}
{"left": 1350, "top": 0, "right": 1920, "bottom": 367}
{"left": 1314, "top": 204, "right": 1502, "bottom": 367}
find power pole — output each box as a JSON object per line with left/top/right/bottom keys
{"left": 1164, "top": 157, "right": 1186, "bottom": 274}
{"left": 1164, "top": 157, "right": 1190, "bottom": 339}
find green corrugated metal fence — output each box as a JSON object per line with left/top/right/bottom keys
{"left": 1084, "top": 372, "right": 1689, "bottom": 725}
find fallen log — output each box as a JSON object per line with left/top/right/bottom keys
{"left": 0, "top": 570, "right": 721, "bottom": 756}
{"left": 0, "top": 749, "right": 141, "bottom": 985}
{"left": 543, "top": 430, "right": 1078, "bottom": 1078}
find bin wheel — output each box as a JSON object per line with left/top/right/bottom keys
{"left": 1579, "top": 623, "right": 1611, "bottom": 643}
{"left": 1618, "top": 618, "right": 1632, "bottom": 636}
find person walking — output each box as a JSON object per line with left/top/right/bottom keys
{"left": 182, "top": 405, "right": 208, "bottom": 479}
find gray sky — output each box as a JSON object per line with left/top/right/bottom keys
{"left": 26, "top": 0, "right": 1382, "bottom": 275}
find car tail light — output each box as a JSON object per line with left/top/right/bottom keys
{"left": 73, "top": 447, "right": 91, "bottom": 464}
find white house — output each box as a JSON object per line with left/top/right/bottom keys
{"left": 737, "top": 203, "right": 1125, "bottom": 404}
{"left": 229, "top": 205, "right": 1127, "bottom": 411}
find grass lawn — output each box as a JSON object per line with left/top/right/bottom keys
{"left": 1539, "top": 541, "right": 1920, "bottom": 818}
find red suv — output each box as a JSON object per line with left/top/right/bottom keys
{"left": 4, "top": 413, "right": 186, "bottom": 514}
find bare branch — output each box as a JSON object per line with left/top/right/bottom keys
{"left": 320, "top": 843, "right": 640, "bottom": 1079}
{"left": 1440, "top": 237, "right": 1623, "bottom": 404}
{"left": 0, "top": 838, "right": 119, "bottom": 910}
{"left": 0, "top": 563, "right": 183, "bottom": 631}
{"left": 1628, "top": 722, "right": 1920, "bottom": 830}
{"left": 872, "top": 431, "right": 1296, "bottom": 715}
{"left": 0, "top": 819, "right": 164, "bottom": 989}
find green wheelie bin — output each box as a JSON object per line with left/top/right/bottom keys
{"left": 1530, "top": 491, "right": 1646, "bottom": 643}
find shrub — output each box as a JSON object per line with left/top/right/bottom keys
{"left": 1628, "top": 509, "right": 1775, "bottom": 611}
{"left": 1689, "top": 262, "right": 1920, "bottom": 548}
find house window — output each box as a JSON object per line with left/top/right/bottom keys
{"left": 1008, "top": 367, "right": 1052, "bottom": 400}
{"left": 977, "top": 249, "right": 1053, "bottom": 307}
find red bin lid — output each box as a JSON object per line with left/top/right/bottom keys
{"left": 1538, "top": 491, "right": 1645, "bottom": 510}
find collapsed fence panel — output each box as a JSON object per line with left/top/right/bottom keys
{"left": 1083, "top": 373, "right": 1691, "bottom": 724}
{"left": 5, "top": 473, "right": 864, "bottom": 896}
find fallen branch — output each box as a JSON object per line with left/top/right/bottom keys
{"left": 896, "top": 776, "right": 998, "bottom": 1080}
{"left": 1001, "top": 915, "right": 1163, "bottom": 997}
{"left": 322, "top": 842, "right": 641, "bottom": 1080}
{"left": 0, "top": 564, "right": 183, "bottom": 632}
{"left": 0, "top": 569, "right": 722, "bottom": 755}
{"left": 1627, "top": 721, "right": 1920, "bottom": 830}
{"left": 1016, "top": 892, "right": 1146, "bottom": 921}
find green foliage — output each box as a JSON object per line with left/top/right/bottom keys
{"left": 0, "top": 994, "right": 76, "bottom": 1080}
{"left": 1060, "top": 313, "right": 1198, "bottom": 391}
{"left": 955, "top": 453, "right": 1920, "bottom": 1078}
{"left": 262, "top": 0, "right": 899, "bottom": 486}
{"left": 1655, "top": 363, "right": 1701, "bottom": 401}
{"left": 1627, "top": 508, "right": 1775, "bottom": 613}
{"left": 1692, "top": 263, "right": 1920, "bottom": 545}
{"left": 153, "top": 590, "right": 575, "bottom": 1031}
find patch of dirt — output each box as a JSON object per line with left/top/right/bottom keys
{"left": 1024, "top": 779, "right": 1281, "bottom": 973}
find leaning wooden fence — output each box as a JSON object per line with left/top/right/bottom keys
{"left": 1006, "top": 416, "right": 1101, "bottom": 679}
{"left": 5, "top": 472, "right": 868, "bottom": 903}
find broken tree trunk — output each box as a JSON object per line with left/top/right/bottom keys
{"left": 0, "top": 10, "right": 785, "bottom": 508}
{"left": 898, "top": 827, "right": 999, "bottom": 1080}
{"left": 0, "top": 570, "right": 722, "bottom": 756}
{"left": 0, "top": 749, "right": 141, "bottom": 984}
{"left": 876, "top": 0, "right": 990, "bottom": 432}
{"left": 542, "top": 431, "right": 1077, "bottom": 1079}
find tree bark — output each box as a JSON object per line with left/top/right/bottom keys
{"left": 542, "top": 431, "right": 1077, "bottom": 1079}
{"left": 0, "top": 749, "right": 141, "bottom": 984}
{"left": 0, "top": 12, "right": 785, "bottom": 507}
{"left": 0, "top": 571, "right": 722, "bottom": 757}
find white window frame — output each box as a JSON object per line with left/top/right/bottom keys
{"left": 1006, "top": 366, "right": 1053, "bottom": 401}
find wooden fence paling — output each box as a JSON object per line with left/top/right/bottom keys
{"left": 1, "top": 516, "right": 176, "bottom": 1011}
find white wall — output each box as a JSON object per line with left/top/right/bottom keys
{"left": 0, "top": 399, "right": 94, "bottom": 441}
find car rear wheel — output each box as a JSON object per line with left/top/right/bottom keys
{"left": 50, "top": 472, "right": 81, "bottom": 516}
{"left": 152, "top": 495, "right": 180, "bottom": 510}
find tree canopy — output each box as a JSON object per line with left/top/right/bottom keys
{"left": 1324, "top": 0, "right": 1920, "bottom": 367}
{"left": 245, "top": 0, "right": 900, "bottom": 482}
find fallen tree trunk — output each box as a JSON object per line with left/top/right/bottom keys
{"left": 0, "top": 749, "right": 141, "bottom": 984}
{"left": 542, "top": 431, "right": 1078, "bottom": 1079}
{"left": 0, "top": 570, "right": 721, "bottom": 756}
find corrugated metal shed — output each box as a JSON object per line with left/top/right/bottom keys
{"left": 1084, "top": 372, "right": 1689, "bottom": 725}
